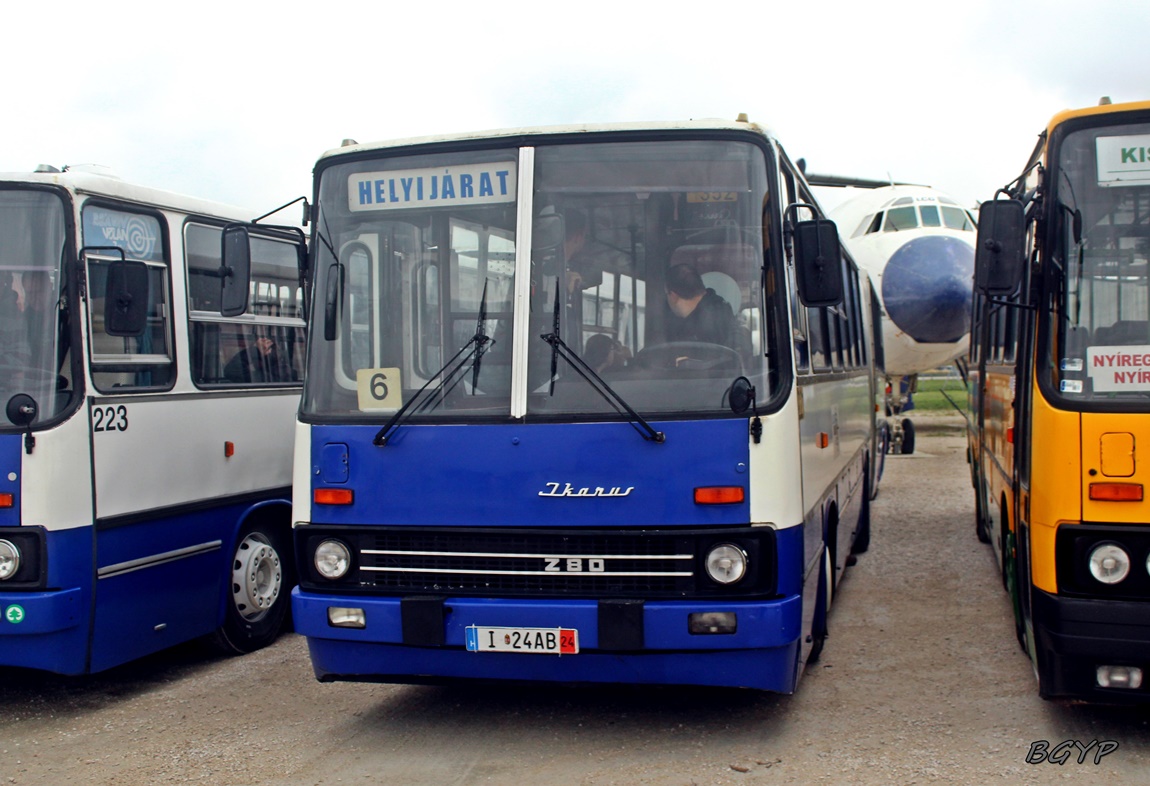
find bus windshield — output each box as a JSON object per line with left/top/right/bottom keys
{"left": 1049, "top": 120, "right": 1150, "bottom": 404}
{"left": 303, "top": 138, "right": 774, "bottom": 421}
{"left": 0, "top": 188, "right": 71, "bottom": 427}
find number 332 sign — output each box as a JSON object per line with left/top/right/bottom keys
{"left": 356, "top": 368, "right": 403, "bottom": 411}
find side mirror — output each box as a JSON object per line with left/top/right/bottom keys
{"left": 6, "top": 394, "right": 37, "bottom": 428}
{"left": 728, "top": 376, "right": 756, "bottom": 414}
{"left": 974, "top": 199, "right": 1026, "bottom": 295}
{"left": 221, "top": 224, "right": 252, "bottom": 317}
{"left": 104, "top": 260, "right": 150, "bottom": 337}
{"left": 727, "top": 376, "right": 763, "bottom": 444}
{"left": 6, "top": 393, "right": 39, "bottom": 454}
{"left": 532, "top": 213, "right": 565, "bottom": 276}
{"left": 794, "top": 218, "right": 844, "bottom": 307}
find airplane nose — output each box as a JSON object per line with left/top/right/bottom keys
{"left": 881, "top": 235, "right": 974, "bottom": 344}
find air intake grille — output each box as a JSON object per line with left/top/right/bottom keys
{"left": 299, "top": 525, "right": 777, "bottom": 599}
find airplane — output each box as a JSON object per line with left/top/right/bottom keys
{"left": 802, "top": 168, "right": 977, "bottom": 454}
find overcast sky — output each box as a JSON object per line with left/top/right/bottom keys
{"left": 4, "top": 0, "right": 1147, "bottom": 220}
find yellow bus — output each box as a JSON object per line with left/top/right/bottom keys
{"left": 970, "top": 98, "right": 1150, "bottom": 701}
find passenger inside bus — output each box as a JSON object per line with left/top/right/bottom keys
{"left": 583, "top": 333, "right": 630, "bottom": 375}
{"left": 224, "top": 333, "right": 295, "bottom": 384}
{"left": 562, "top": 210, "right": 603, "bottom": 295}
{"left": 663, "top": 263, "right": 750, "bottom": 356}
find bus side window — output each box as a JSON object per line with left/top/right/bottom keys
{"left": 83, "top": 205, "right": 174, "bottom": 392}
{"left": 185, "top": 222, "right": 306, "bottom": 387}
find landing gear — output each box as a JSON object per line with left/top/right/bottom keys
{"left": 884, "top": 375, "right": 917, "bottom": 455}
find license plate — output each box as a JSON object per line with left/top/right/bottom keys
{"left": 466, "top": 626, "right": 579, "bottom": 655}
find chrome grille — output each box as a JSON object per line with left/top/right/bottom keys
{"left": 360, "top": 529, "right": 694, "bottom": 595}
{"left": 299, "top": 525, "right": 777, "bottom": 599}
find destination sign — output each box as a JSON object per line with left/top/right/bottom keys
{"left": 348, "top": 162, "right": 517, "bottom": 211}
{"left": 1088, "top": 345, "right": 1150, "bottom": 391}
{"left": 1096, "top": 134, "right": 1150, "bottom": 187}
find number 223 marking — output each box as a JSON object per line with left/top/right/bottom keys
{"left": 93, "top": 405, "right": 128, "bottom": 433}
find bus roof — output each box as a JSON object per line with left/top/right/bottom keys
{"left": 318, "top": 116, "right": 774, "bottom": 162}
{"left": 1045, "top": 98, "right": 1150, "bottom": 135}
{"left": 0, "top": 167, "right": 255, "bottom": 221}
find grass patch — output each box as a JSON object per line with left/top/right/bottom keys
{"left": 908, "top": 375, "right": 967, "bottom": 414}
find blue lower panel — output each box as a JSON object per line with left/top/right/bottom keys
{"left": 0, "top": 587, "right": 88, "bottom": 673}
{"left": 293, "top": 589, "right": 802, "bottom": 692}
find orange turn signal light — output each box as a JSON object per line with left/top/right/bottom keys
{"left": 694, "top": 486, "right": 745, "bottom": 505}
{"left": 0, "top": 492, "right": 13, "bottom": 509}
{"left": 1089, "top": 483, "right": 1144, "bottom": 502}
{"left": 816, "top": 432, "right": 830, "bottom": 449}
{"left": 314, "top": 488, "right": 354, "bottom": 506}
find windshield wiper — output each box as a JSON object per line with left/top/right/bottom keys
{"left": 373, "top": 282, "right": 493, "bottom": 446}
{"left": 472, "top": 279, "right": 491, "bottom": 392}
{"left": 540, "top": 278, "right": 664, "bottom": 443}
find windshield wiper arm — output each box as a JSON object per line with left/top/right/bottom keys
{"left": 540, "top": 276, "right": 661, "bottom": 442}
{"left": 372, "top": 338, "right": 482, "bottom": 446}
{"left": 472, "top": 279, "right": 491, "bottom": 393}
{"left": 539, "top": 331, "right": 665, "bottom": 444}
{"left": 548, "top": 282, "right": 561, "bottom": 395}
{"left": 374, "top": 279, "right": 495, "bottom": 446}
{"left": 540, "top": 333, "right": 665, "bottom": 443}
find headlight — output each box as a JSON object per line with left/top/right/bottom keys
{"left": 0, "top": 539, "right": 19, "bottom": 581}
{"left": 314, "top": 539, "right": 351, "bottom": 580}
{"left": 1088, "top": 542, "right": 1130, "bottom": 584}
{"left": 705, "top": 543, "right": 747, "bottom": 585}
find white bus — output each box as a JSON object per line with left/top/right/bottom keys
{"left": 265, "top": 118, "right": 881, "bottom": 691}
{"left": 0, "top": 167, "right": 306, "bottom": 674}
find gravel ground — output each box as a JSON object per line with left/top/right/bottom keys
{"left": 2, "top": 414, "right": 1149, "bottom": 785}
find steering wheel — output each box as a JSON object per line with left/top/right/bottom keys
{"left": 632, "top": 341, "right": 743, "bottom": 374}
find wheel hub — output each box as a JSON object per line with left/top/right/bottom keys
{"left": 232, "top": 533, "right": 282, "bottom": 622}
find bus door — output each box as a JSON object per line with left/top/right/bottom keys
{"left": 79, "top": 205, "right": 224, "bottom": 669}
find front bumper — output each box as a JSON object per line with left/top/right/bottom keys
{"left": 292, "top": 588, "right": 803, "bottom": 691}
{"left": 1033, "top": 590, "right": 1150, "bottom": 701}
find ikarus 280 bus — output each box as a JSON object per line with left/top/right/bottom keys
{"left": 0, "top": 167, "right": 306, "bottom": 674}
{"left": 971, "top": 98, "right": 1150, "bottom": 701}
{"left": 259, "top": 117, "right": 881, "bottom": 691}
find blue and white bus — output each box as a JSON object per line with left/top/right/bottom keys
{"left": 0, "top": 167, "right": 306, "bottom": 674}
{"left": 278, "top": 118, "right": 880, "bottom": 691}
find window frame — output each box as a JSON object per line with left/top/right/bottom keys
{"left": 82, "top": 200, "right": 176, "bottom": 394}
{"left": 184, "top": 219, "right": 307, "bottom": 389}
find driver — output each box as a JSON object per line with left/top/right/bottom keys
{"left": 664, "top": 264, "right": 749, "bottom": 356}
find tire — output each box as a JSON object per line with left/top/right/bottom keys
{"left": 1009, "top": 527, "right": 1028, "bottom": 652}
{"left": 852, "top": 462, "right": 872, "bottom": 554}
{"left": 872, "top": 424, "right": 889, "bottom": 495}
{"left": 900, "top": 418, "right": 916, "bottom": 454}
{"left": 807, "top": 547, "right": 833, "bottom": 664}
{"left": 999, "top": 502, "right": 1011, "bottom": 593}
{"left": 973, "top": 476, "right": 991, "bottom": 544}
{"left": 214, "top": 519, "right": 293, "bottom": 655}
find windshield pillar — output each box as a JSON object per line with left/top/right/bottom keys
{"left": 510, "top": 147, "right": 536, "bottom": 419}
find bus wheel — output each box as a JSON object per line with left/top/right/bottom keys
{"left": 808, "top": 548, "right": 833, "bottom": 664}
{"left": 999, "top": 502, "right": 1012, "bottom": 593}
{"left": 973, "top": 477, "right": 991, "bottom": 544}
{"left": 215, "top": 522, "right": 292, "bottom": 655}
{"left": 851, "top": 463, "right": 872, "bottom": 554}
{"left": 1006, "top": 524, "right": 1029, "bottom": 652}
{"left": 873, "top": 423, "right": 889, "bottom": 490}
{"left": 900, "top": 419, "right": 915, "bottom": 454}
